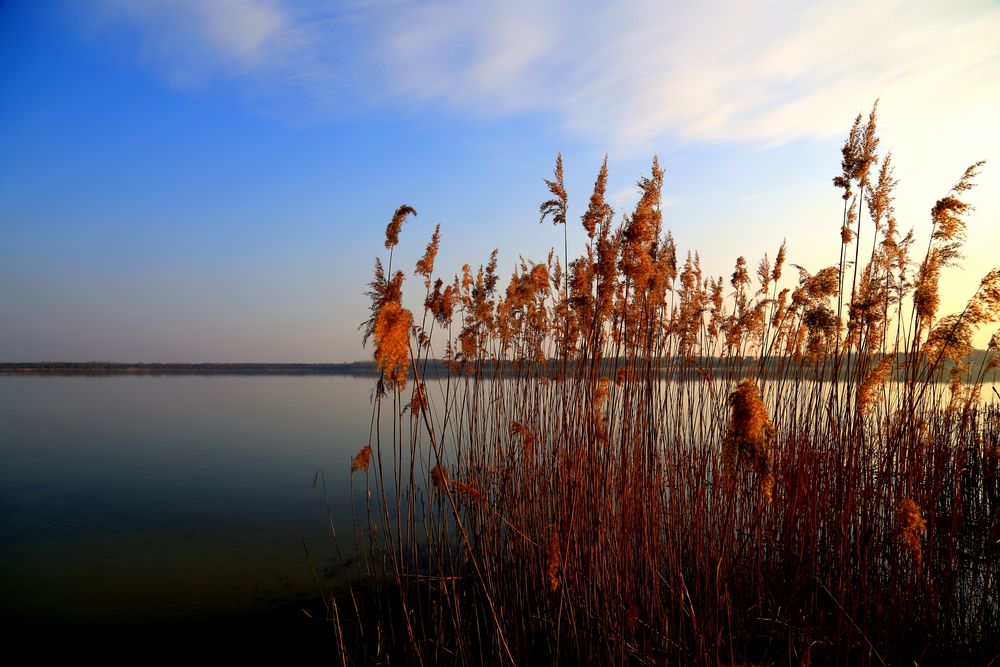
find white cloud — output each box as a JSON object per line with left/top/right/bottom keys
{"left": 381, "top": 0, "right": 1000, "bottom": 148}
{"left": 88, "top": 0, "right": 1000, "bottom": 150}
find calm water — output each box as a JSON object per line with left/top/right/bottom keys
{"left": 4, "top": 373, "right": 995, "bottom": 657}
{"left": 0, "top": 375, "right": 375, "bottom": 654}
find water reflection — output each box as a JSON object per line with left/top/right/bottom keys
{"left": 0, "top": 375, "right": 377, "bottom": 649}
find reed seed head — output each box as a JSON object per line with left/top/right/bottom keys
{"left": 582, "top": 155, "right": 612, "bottom": 239}
{"left": 431, "top": 464, "right": 447, "bottom": 492}
{"left": 351, "top": 444, "right": 372, "bottom": 473}
{"left": 773, "top": 241, "right": 786, "bottom": 283}
{"left": 384, "top": 204, "right": 416, "bottom": 249}
{"left": 896, "top": 497, "right": 926, "bottom": 566}
{"left": 540, "top": 153, "right": 568, "bottom": 226}
{"left": 858, "top": 356, "right": 894, "bottom": 413}
{"left": 415, "top": 224, "right": 440, "bottom": 287}
{"left": 761, "top": 472, "right": 775, "bottom": 505}
{"left": 373, "top": 295, "right": 413, "bottom": 389}
{"left": 722, "top": 379, "right": 774, "bottom": 480}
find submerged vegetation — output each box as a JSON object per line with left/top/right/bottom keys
{"left": 335, "top": 103, "right": 999, "bottom": 665}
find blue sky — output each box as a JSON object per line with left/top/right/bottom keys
{"left": 2, "top": 0, "right": 998, "bottom": 362}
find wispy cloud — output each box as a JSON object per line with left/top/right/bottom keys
{"left": 93, "top": 0, "right": 288, "bottom": 87}
{"left": 87, "top": 0, "right": 1000, "bottom": 148}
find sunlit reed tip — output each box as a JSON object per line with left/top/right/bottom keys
{"left": 384, "top": 204, "right": 417, "bottom": 250}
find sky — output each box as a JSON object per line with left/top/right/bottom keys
{"left": 1, "top": 0, "right": 998, "bottom": 362}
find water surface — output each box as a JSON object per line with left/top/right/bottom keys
{"left": 0, "top": 375, "right": 375, "bottom": 654}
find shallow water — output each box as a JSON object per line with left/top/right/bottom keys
{"left": 0, "top": 375, "right": 376, "bottom": 654}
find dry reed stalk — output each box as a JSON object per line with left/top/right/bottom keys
{"left": 546, "top": 527, "right": 560, "bottom": 593}
{"left": 341, "top": 103, "right": 1000, "bottom": 666}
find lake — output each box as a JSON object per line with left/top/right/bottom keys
{"left": 4, "top": 372, "right": 996, "bottom": 658}
{"left": 0, "top": 375, "right": 376, "bottom": 656}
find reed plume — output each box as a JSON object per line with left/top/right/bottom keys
{"left": 833, "top": 113, "right": 863, "bottom": 201}
{"left": 351, "top": 444, "right": 372, "bottom": 473}
{"left": 581, "top": 155, "right": 612, "bottom": 240}
{"left": 415, "top": 224, "right": 440, "bottom": 288}
{"left": 384, "top": 204, "right": 416, "bottom": 250}
{"left": 722, "top": 379, "right": 774, "bottom": 490}
{"left": 372, "top": 293, "right": 412, "bottom": 389}
{"left": 540, "top": 153, "right": 567, "bottom": 227}
{"left": 915, "top": 161, "right": 985, "bottom": 327}
{"left": 858, "top": 355, "right": 894, "bottom": 413}
{"left": 896, "top": 497, "right": 927, "bottom": 566}
{"left": 620, "top": 157, "right": 664, "bottom": 295}
{"left": 431, "top": 464, "right": 447, "bottom": 492}
{"left": 773, "top": 240, "right": 786, "bottom": 283}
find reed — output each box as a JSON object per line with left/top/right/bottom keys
{"left": 337, "top": 105, "right": 999, "bottom": 665}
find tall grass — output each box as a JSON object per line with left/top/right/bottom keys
{"left": 340, "top": 103, "right": 999, "bottom": 665}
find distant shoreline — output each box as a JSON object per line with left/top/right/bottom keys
{"left": 0, "top": 362, "right": 380, "bottom": 376}
{"left": 3, "top": 353, "right": 996, "bottom": 381}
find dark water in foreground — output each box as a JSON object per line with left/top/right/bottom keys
{"left": 0, "top": 375, "right": 374, "bottom": 656}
